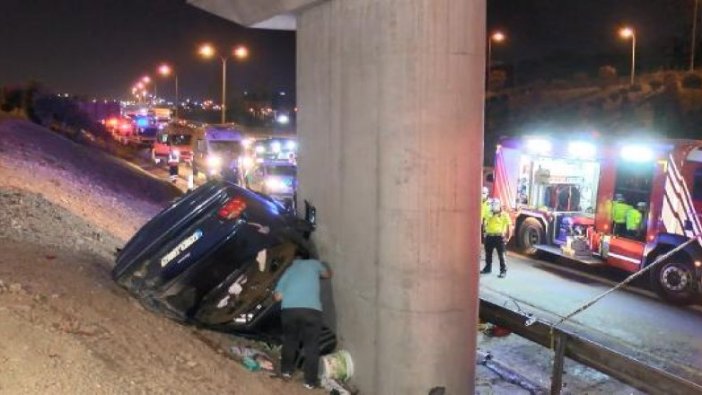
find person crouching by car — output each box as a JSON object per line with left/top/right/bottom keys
{"left": 167, "top": 149, "right": 180, "bottom": 183}
{"left": 481, "top": 198, "right": 511, "bottom": 278}
{"left": 273, "top": 255, "right": 332, "bottom": 389}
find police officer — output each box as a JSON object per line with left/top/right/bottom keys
{"left": 626, "top": 202, "right": 646, "bottom": 238}
{"left": 167, "top": 149, "right": 180, "bottom": 184}
{"left": 481, "top": 187, "right": 491, "bottom": 244}
{"left": 612, "top": 194, "right": 632, "bottom": 236}
{"left": 481, "top": 198, "right": 512, "bottom": 278}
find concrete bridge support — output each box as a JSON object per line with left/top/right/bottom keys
{"left": 190, "top": 1, "right": 486, "bottom": 393}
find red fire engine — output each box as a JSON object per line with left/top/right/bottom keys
{"left": 493, "top": 135, "right": 702, "bottom": 305}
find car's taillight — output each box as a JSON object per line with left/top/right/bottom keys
{"left": 218, "top": 197, "right": 246, "bottom": 220}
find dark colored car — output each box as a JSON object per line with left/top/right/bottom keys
{"left": 112, "top": 181, "right": 335, "bottom": 349}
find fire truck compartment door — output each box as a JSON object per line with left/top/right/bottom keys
{"left": 606, "top": 237, "right": 644, "bottom": 273}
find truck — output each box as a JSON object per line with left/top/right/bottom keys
{"left": 245, "top": 160, "right": 297, "bottom": 210}
{"left": 130, "top": 114, "right": 159, "bottom": 147}
{"left": 492, "top": 135, "right": 702, "bottom": 305}
{"left": 192, "top": 124, "right": 246, "bottom": 183}
{"left": 152, "top": 124, "right": 196, "bottom": 165}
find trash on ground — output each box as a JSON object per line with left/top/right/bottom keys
{"left": 230, "top": 344, "right": 275, "bottom": 371}
{"left": 320, "top": 349, "right": 354, "bottom": 382}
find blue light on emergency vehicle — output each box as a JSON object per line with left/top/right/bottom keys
{"left": 136, "top": 117, "right": 149, "bottom": 127}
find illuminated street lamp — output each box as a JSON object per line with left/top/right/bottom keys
{"left": 619, "top": 27, "right": 636, "bottom": 85}
{"left": 158, "top": 63, "right": 179, "bottom": 119}
{"left": 487, "top": 31, "right": 506, "bottom": 88}
{"left": 198, "top": 43, "right": 249, "bottom": 124}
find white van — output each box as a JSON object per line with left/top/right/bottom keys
{"left": 193, "top": 125, "right": 245, "bottom": 182}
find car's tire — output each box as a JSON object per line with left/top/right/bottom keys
{"left": 650, "top": 254, "right": 699, "bottom": 306}
{"left": 517, "top": 217, "right": 544, "bottom": 255}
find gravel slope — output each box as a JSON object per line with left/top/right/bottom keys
{"left": 0, "top": 119, "right": 323, "bottom": 394}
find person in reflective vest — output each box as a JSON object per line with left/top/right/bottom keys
{"left": 168, "top": 149, "right": 180, "bottom": 184}
{"left": 481, "top": 187, "right": 491, "bottom": 244}
{"left": 481, "top": 198, "right": 512, "bottom": 278}
{"left": 626, "top": 202, "right": 645, "bottom": 238}
{"left": 612, "top": 194, "right": 632, "bottom": 236}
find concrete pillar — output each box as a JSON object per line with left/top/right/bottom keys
{"left": 297, "top": 1, "right": 485, "bottom": 394}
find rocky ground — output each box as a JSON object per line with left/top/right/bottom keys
{"left": 0, "top": 119, "right": 327, "bottom": 394}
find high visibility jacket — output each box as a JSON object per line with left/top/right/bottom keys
{"left": 612, "top": 202, "right": 632, "bottom": 224}
{"left": 485, "top": 212, "right": 511, "bottom": 235}
{"left": 481, "top": 199, "right": 491, "bottom": 223}
{"left": 626, "top": 208, "right": 643, "bottom": 231}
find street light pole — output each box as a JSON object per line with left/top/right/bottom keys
{"left": 221, "top": 57, "right": 227, "bottom": 124}
{"left": 175, "top": 74, "right": 179, "bottom": 120}
{"left": 486, "top": 32, "right": 505, "bottom": 89}
{"left": 630, "top": 33, "right": 636, "bottom": 85}
{"left": 693, "top": 0, "right": 700, "bottom": 71}
{"left": 619, "top": 27, "right": 636, "bottom": 85}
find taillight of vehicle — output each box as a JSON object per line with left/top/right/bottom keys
{"left": 218, "top": 197, "right": 247, "bottom": 220}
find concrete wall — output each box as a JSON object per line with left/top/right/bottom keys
{"left": 297, "top": 1, "right": 485, "bottom": 393}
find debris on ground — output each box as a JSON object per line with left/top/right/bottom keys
{"left": 230, "top": 344, "right": 276, "bottom": 372}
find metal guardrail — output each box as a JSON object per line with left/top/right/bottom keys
{"left": 479, "top": 298, "right": 702, "bottom": 395}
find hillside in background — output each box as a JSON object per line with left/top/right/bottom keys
{"left": 485, "top": 70, "right": 702, "bottom": 164}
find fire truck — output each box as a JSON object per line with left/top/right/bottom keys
{"left": 492, "top": 135, "right": 702, "bottom": 305}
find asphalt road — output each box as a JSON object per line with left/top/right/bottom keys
{"left": 480, "top": 249, "right": 702, "bottom": 386}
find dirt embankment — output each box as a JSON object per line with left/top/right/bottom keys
{"left": 0, "top": 120, "right": 321, "bottom": 394}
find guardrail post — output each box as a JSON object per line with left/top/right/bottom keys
{"left": 550, "top": 333, "right": 567, "bottom": 395}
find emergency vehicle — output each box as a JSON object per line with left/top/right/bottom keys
{"left": 493, "top": 135, "right": 702, "bottom": 305}
{"left": 152, "top": 124, "right": 196, "bottom": 165}
{"left": 192, "top": 124, "right": 245, "bottom": 182}
{"left": 252, "top": 138, "right": 297, "bottom": 164}
{"left": 245, "top": 160, "right": 297, "bottom": 210}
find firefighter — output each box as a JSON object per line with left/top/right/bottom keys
{"left": 167, "top": 149, "right": 180, "bottom": 184}
{"left": 481, "top": 198, "right": 512, "bottom": 278}
{"left": 626, "top": 202, "right": 646, "bottom": 238}
{"left": 481, "top": 187, "right": 491, "bottom": 244}
{"left": 612, "top": 194, "right": 632, "bottom": 236}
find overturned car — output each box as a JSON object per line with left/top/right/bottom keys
{"left": 112, "top": 180, "right": 335, "bottom": 351}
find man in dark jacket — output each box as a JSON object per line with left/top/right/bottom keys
{"left": 274, "top": 257, "right": 332, "bottom": 389}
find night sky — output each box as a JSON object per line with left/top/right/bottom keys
{"left": 0, "top": 1, "right": 696, "bottom": 99}
{"left": 0, "top": 0, "right": 296, "bottom": 100}
{"left": 490, "top": 0, "right": 691, "bottom": 72}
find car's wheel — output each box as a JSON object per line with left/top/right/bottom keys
{"left": 518, "top": 217, "right": 544, "bottom": 255}
{"left": 650, "top": 254, "right": 698, "bottom": 305}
